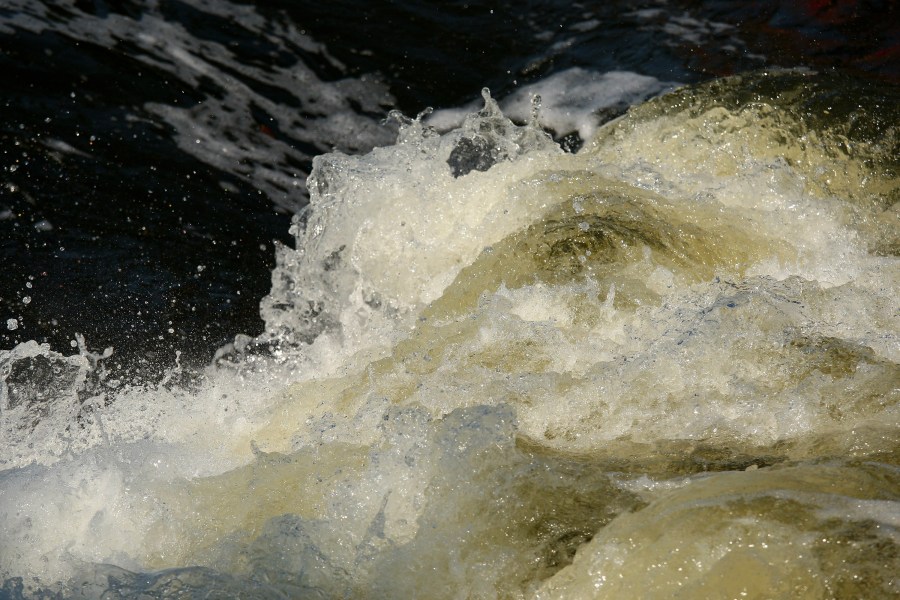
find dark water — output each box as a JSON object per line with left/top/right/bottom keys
{"left": 1, "top": 0, "right": 896, "bottom": 376}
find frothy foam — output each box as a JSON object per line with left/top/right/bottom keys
{"left": 428, "top": 68, "right": 677, "bottom": 148}
{"left": 1, "top": 70, "right": 898, "bottom": 598}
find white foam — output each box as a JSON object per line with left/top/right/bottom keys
{"left": 260, "top": 90, "right": 563, "bottom": 352}
{"left": 429, "top": 68, "right": 677, "bottom": 144}
{"left": 501, "top": 68, "right": 677, "bottom": 141}
{"left": 1, "top": 73, "right": 897, "bottom": 597}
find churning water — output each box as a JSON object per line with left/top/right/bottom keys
{"left": 1, "top": 1, "right": 898, "bottom": 599}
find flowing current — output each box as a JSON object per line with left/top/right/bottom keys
{"left": 2, "top": 67, "right": 898, "bottom": 598}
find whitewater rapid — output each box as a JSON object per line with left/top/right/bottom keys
{"left": 1, "top": 70, "right": 898, "bottom": 598}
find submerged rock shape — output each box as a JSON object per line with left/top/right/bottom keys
{"left": 447, "top": 135, "right": 503, "bottom": 177}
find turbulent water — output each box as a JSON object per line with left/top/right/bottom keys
{"left": 2, "top": 1, "right": 900, "bottom": 599}
{"left": 2, "top": 68, "right": 898, "bottom": 599}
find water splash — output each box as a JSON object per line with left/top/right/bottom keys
{"left": 1, "top": 70, "right": 898, "bottom": 598}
